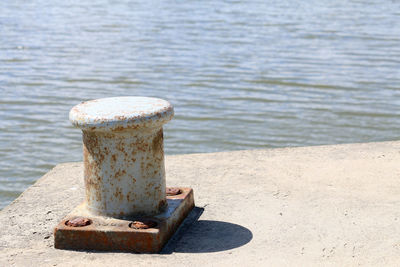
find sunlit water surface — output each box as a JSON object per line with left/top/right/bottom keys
{"left": 1, "top": 0, "right": 400, "bottom": 209}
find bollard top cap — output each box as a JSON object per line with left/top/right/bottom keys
{"left": 69, "top": 96, "right": 174, "bottom": 131}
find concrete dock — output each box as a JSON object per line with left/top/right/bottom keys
{"left": 1, "top": 141, "right": 400, "bottom": 266}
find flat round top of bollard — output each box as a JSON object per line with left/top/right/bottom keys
{"left": 69, "top": 96, "right": 174, "bottom": 131}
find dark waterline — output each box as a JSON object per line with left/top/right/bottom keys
{"left": 1, "top": 0, "right": 400, "bottom": 209}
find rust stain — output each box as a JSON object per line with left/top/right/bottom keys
{"left": 113, "top": 187, "right": 123, "bottom": 201}
{"left": 114, "top": 169, "right": 126, "bottom": 180}
{"left": 157, "top": 199, "right": 167, "bottom": 212}
{"left": 151, "top": 129, "right": 163, "bottom": 156}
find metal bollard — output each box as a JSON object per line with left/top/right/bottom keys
{"left": 69, "top": 96, "right": 174, "bottom": 217}
{"left": 55, "top": 96, "right": 194, "bottom": 253}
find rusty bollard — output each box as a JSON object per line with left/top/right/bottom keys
{"left": 54, "top": 96, "right": 194, "bottom": 252}
{"left": 69, "top": 96, "right": 173, "bottom": 217}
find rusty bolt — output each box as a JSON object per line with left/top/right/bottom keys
{"left": 69, "top": 97, "right": 174, "bottom": 218}
{"left": 65, "top": 217, "right": 91, "bottom": 227}
{"left": 166, "top": 187, "right": 181, "bottom": 196}
{"left": 129, "top": 220, "right": 158, "bottom": 229}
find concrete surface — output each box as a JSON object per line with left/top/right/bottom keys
{"left": 1, "top": 141, "right": 400, "bottom": 266}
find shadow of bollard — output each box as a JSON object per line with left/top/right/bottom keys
{"left": 162, "top": 207, "right": 253, "bottom": 254}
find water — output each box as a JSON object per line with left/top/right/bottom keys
{"left": 1, "top": 0, "right": 400, "bottom": 209}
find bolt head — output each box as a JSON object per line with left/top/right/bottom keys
{"left": 166, "top": 187, "right": 182, "bottom": 196}
{"left": 65, "top": 217, "right": 91, "bottom": 227}
{"left": 129, "top": 220, "right": 158, "bottom": 229}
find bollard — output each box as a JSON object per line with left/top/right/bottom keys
{"left": 54, "top": 96, "right": 195, "bottom": 253}
{"left": 69, "top": 96, "right": 173, "bottom": 217}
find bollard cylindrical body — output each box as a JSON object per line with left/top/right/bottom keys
{"left": 69, "top": 97, "right": 174, "bottom": 217}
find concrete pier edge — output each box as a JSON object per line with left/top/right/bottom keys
{"left": 1, "top": 141, "right": 400, "bottom": 266}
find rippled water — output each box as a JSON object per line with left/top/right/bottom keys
{"left": 1, "top": 0, "right": 400, "bottom": 209}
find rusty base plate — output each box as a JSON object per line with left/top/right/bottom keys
{"left": 54, "top": 188, "right": 194, "bottom": 253}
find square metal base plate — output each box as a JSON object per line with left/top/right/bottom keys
{"left": 54, "top": 188, "right": 194, "bottom": 253}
